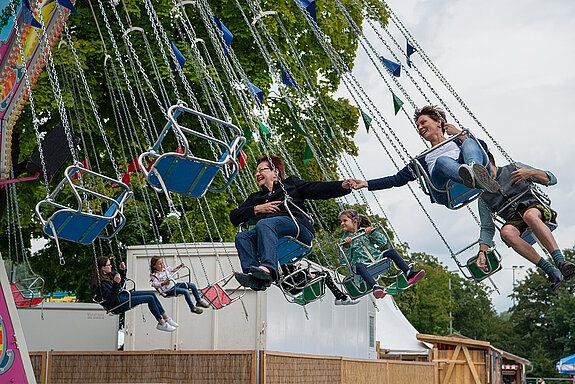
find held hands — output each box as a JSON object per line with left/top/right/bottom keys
{"left": 342, "top": 179, "right": 368, "bottom": 190}
{"left": 113, "top": 273, "right": 121, "bottom": 283}
{"left": 254, "top": 201, "right": 282, "bottom": 215}
{"left": 364, "top": 226, "right": 373, "bottom": 235}
{"left": 119, "top": 262, "right": 126, "bottom": 271}
{"left": 161, "top": 280, "right": 171, "bottom": 286}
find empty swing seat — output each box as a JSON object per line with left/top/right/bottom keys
{"left": 36, "top": 165, "right": 132, "bottom": 245}
{"left": 200, "top": 273, "right": 245, "bottom": 310}
{"left": 139, "top": 104, "right": 246, "bottom": 199}
{"left": 43, "top": 207, "right": 118, "bottom": 245}
{"left": 293, "top": 276, "right": 326, "bottom": 306}
{"left": 10, "top": 283, "right": 44, "bottom": 307}
{"left": 385, "top": 273, "right": 409, "bottom": 295}
{"left": 201, "top": 284, "right": 232, "bottom": 309}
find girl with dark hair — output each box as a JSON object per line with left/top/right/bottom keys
{"left": 89, "top": 256, "right": 177, "bottom": 332}
{"left": 230, "top": 154, "right": 353, "bottom": 291}
{"left": 338, "top": 210, "right": 425, "bottom": 298}
{"left": 150, "top": 256, "right": 209, "bottom": 314}
{"left": 347, "top": 105, "right": 498, "bottom": 207}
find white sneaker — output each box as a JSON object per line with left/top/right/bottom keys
{"left": 166, "top": 318, "right": 179, "bottom": 327}
{"left": 335, "top": 297, "right": 360, "bottom": 306}
{"left": 156, "top": 322, "right": 176, "bottom": 332}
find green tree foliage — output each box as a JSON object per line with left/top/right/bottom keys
{"left": 1, "top": 0, "right": 386, "bottom": 301}
{"left": 501, "top": 248, "right": 575, "bottom": 378}
{"left": 394, "top": 252, "right": 452, "bottom": 335}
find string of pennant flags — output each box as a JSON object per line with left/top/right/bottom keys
{"left": 164, "top": 0, "right": 418, "bottom": 164}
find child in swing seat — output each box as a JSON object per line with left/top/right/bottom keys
{"left": 338, "top": 209, "right": 425, "bottom": 298}
{"left": 150, "top": 256, "right": 210, "bottom": 314}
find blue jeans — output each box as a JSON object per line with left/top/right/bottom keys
{"left": 430, "top": 139, "right": 488, "bottom": 206}
{"left": 166, "top": 282, "right": 201, "bottom": 311}
{"left": 356, "top": 263, "right": 377, "bottom": 288}
{"left": 116, "top": 291, "right": 165, "bottom": 321}
{"left": 234, "top": 216, "right": 313, "bottom": 280}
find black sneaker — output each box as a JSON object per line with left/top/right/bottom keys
{"left": 472, "top": 163, "right": 500, "bottom": 193}
{"left": 557, "top": 260, "right": 575, "bottom": 281}
{"left": 235, "top": 273, "right": 266, "bottom": 291}
{"left": 458, "top": 164, "right": 475, "bottom": 189}
{"left": 548, "top": 269, "right": 563, "bottom": 291}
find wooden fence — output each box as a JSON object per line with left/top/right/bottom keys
{"left": 261, "top": 351, "right": 434, "bottom": 384}
{"left": 29, "top": 351, "right": 256, "bottom": 384}
{"left": 29, "top": 350, "right": 435, "bottom": 384}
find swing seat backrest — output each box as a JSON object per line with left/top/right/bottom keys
{"left": 10, "top": 283, "right": 43, "bottom": 307}
{"left": 277, "top": 236, "right": 313, "bottom": 266}
{"left": 446, "top": 181, "right": 482, "bottom": 210}
{"left": 365, "top": 256, "right": 392, "bottom": 279}
{"left": 147, "top": 151, "right": 226, "bottom": 198}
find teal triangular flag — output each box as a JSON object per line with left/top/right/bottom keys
{"left": 392, "top": 93, "right": 404, "bottom": 115}
{"left": 325, "top": 125, "right": 334, "bottom": 139}
{"left": 258, "top": 120, "right": 270, "bottom": 138}
{"left": 303, "top": 142, "right": 314, "bottom": 165}
{"left": 361, "top": 110, "right": 372, "bottom": 132}
{"left": 292, "top": 116, "right": 308, "bottom": 136}
{"left": 243, "top": 126, "right": 253, "bottom": 141}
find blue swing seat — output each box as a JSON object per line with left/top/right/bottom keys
{"left": 147, "top": 153, "right": 224, "bottom": 198}
{"left": 521, "top": 221, "right": 557, "bottom": 246}
{"left": 277, "top": 236, "right": 313, "bottom": 266}
{"left": 36, "top": 164, "right": 132, "bottom": 245}
{"left": 139, "top": 104, "right": 245, "bottom": 199}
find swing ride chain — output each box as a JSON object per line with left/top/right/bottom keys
{"left": 250, "top": 0, "right": 405, "bottom": 251}
{"left": 293, "top": 0, "right": 413, "bottom": 165}
{"left": 140, "top": 0, "right": 181, "bottom": 101}
{"left": 96, "top": 0, "right": 154, "bottom": 149}
{"left": 336, "top": 0, "right": 419, "bottom": 111}
{"left": 382, "top": 1, "right": 513, "bottom": 163}
{"left": 59, "top": 21, "right": 123, "bottom": 180}
{"left": 294, "top": 2, "right": 458, "bottom": 257}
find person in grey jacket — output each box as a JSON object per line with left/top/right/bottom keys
{"left": 476, "top": 152, "right": 574, "bottom": 290}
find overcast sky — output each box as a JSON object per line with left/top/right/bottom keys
{"left": 337, "top": 0, "right": 575, "bottom": 312}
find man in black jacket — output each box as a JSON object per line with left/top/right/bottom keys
{"left": 230, "top": 155, "right": 352, "bottom": 290}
